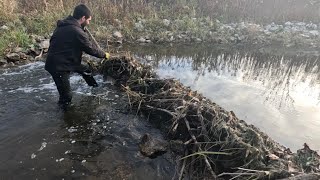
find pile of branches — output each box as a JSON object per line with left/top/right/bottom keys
{"left": 100, "top": 55, "right": 320, "bottom": 180}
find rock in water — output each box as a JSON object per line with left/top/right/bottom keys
{"left": 13, "top": 47, "right": 24, "bottom": 53}
{"left": 0, "top": 59, "right": 7, "bottom": 66}
{"left": 139, "top": 133, "right": 168, "bottom": 158}
{"left": 39, "top": 39, "right": 50, "bottom": 50}
{"left": 6, "top": 53, "right": 20, "bottom": 62}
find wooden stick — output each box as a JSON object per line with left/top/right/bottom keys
{"left": 218, "top": 172, "right": 256, "bottom": 177}
{"left": 237, "top": 167, "right": 269, "bottom": 174}
{"left": 84, "top": 27, "right": 101, "bottom": 49}
{"left": 184, "top": 118, "right": 217, "bottom": 179}
{"left": 145, "top": 105, "right": 177, "bottom": 116}
{"left": 179, "top": 153, "right": 187, "bottom": 180}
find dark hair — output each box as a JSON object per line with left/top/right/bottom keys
{"left": 73, "top": 4, "right": 91, "bottom": 19}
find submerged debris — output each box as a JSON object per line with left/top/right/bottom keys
{"left": 99, "top": 55, "right": 320, "bottom": 179}
{"left": 139, "top": 133, "right": 168, "bottom": 158}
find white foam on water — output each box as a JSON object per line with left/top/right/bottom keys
{"left": 69, "top": 75, "right": 94, "bottom": 95}
{"left": 71, "top": 74, "right": 105, "bottom": 96}
{"left": 38, "top": 142, "right": 47, "bottom": 151}
{"left": 68, "top": 127, "right": 77, "bottom": 133}
{"left": 8, "top": 87, "right": 37, "bottom": 93}
{"left": 7, "top": 74, "right": 105, "bottom": 96}
{"left": 8, "top": 82, "right": 57, "bottom": 94}
{"left": 95, "top": 75, "right": 104, "bottom": 83}
{"left": 31, "top": 153, "right": 36, "bottom": 159}
{"left": 38, "top": 78, "right": 48, "bottom": 83}
{"left": 39, "top": 82, "right": 57, "bottom": 91}
{"left": 2, "top": 62, "right": 44, "bottom": 76}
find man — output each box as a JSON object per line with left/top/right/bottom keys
{"left": 45, "top": 4, "right": 109, "bottom": 107}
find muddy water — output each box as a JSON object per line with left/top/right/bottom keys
{"left": 0, "top": 62, "right": 174, "bottom": 179}
{"left": 127, "top": 44, "right": 320, "bottom": 151}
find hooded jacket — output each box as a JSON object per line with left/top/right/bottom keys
{"left": 45, "top": 16, "right": 105, "bottom": 73}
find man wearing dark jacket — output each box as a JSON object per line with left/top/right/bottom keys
{"left": 45, "top": 4, "right": 109, "bottom": 107}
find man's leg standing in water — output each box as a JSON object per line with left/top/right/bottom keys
{"left": 50, "top": 72, "right": 72, "bottom": 107}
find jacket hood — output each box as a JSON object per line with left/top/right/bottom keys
{"left": 57, "top": 16, "right": 81, "bottom": 28}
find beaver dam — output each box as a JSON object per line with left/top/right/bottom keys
{"left": 90, "top": 55, "right": 320, "bottom": 180}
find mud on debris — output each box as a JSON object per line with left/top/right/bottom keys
{"left": 92, "top": 55, "right": 320, "bottom": 180}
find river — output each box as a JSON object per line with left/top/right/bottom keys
{"left": 126, "top": 44, "right": 320, "bottom": 152}
{"left": 1, "top": 44, "right": 320, "bottom": 178}
{"left": 0, "top": 62, "right": 174, "bottom": 179}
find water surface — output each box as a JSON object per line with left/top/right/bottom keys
{"left": 127, "top": 44, "right": 320, "bottom": 151}
{"left": 0, "top": 62, "right": 174, "bottom": 179}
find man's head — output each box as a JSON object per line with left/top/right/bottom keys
{"left": 73, "top": 4, "right": 92, "bottom": 27}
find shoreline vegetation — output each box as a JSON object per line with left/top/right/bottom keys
{"left": 1, "top": 0, "right": 320, "bottom": 63}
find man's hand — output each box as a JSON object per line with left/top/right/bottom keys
{"left": 105, "top": 52, "right": 110, "bottom": 59}
{"left": 101, "top": 52, "right": 110, "bottom": 65}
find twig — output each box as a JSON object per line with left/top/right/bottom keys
{"left": 136, "top": 100, "right": 142, "bottom": 116}
{"left": 189, "top": 146, "right": 197, "bottom": 180}
{"left": 197, "top": 107, "right": 208, "bottom": 137}
{"left": 237, "top": 167, "right": 270, "bottom": 174}
{"left": 145, "top": 105, "right": 177, "bottom": 118}
{"left": 217, "top": 168, "right": 270, "bottom": 180}
{"left": 179, "top": 153, "right": 188, "bottom": 180}
{"left": 218, "top": 172, "right": 256, "bottom": 177}
{"left": 184, "top": 118, "right": 217, "bottom": 179}
{"left": 184, "top": 139, "right": 193, "bottom": 145}
{"left": 180, "top": 151, "right": 231, "bottom": 160}
{"left": 229, "top": 173, "right": 245, "bottom": 180}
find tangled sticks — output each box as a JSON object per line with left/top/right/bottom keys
{"left": 98, "top": 55, "right": 320, "bottom": 180}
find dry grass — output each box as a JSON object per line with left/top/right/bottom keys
{"left": 2, "top": 0, "right": 319, "bottom": 25}
{"left": 0, "top": 0, "right": 319, "bottom": 56}
{"left": 0, "top": 0, "right": 18, "bottom": 22}
{"left": 197, "top": 0, "right": 320, "bottom": 23}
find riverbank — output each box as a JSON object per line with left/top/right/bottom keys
{"left": 2, "top": 34, "right": 320, "bottom": 70}
{"left": 1, "top": 1, "right": 320, "bottom": 62}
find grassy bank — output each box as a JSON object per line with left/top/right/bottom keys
{"left": 0, "top": 0, "right": 319, "bottom": 56}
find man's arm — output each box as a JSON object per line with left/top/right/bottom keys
{"left": 77, "top": 30, "right": 105, "bottom": 58}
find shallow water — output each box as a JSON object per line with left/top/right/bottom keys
{"left": 127, "top": 44, "right": 320, "bottom": 151}
{"left": 0, "top": 62, "right": 175, "bottom": 179}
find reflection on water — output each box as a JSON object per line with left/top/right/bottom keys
{"left": 127, "top": 44, "right": 320, "bottom": 151}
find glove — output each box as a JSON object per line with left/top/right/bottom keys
{"left": 105, "top": 52, "right": 110, "bottom": 59}
{"left": 101, "top": 52, "right": 110, "bottom": 65}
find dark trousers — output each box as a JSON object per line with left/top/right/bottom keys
{"left": 50, "top": 69, "right": 98, "bottom": 105}
{"left": 50, "top": 72, "right": 72, "bottom": 105}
